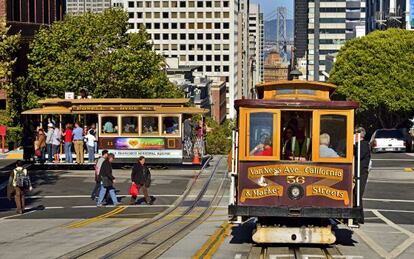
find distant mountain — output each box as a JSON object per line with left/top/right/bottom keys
{"left": 264, "top": 19, "right": 294, "bottom": 42}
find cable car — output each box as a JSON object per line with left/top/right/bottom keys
{"left": 228, "top": 78, "right": 363, "bottom": 244}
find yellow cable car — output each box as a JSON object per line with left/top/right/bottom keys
{"left": 228, "top": 79, "right": 363, "bottom": 244}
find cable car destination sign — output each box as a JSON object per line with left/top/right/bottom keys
{"left": 240, "top": 164, "right": 350, "bottom": 205}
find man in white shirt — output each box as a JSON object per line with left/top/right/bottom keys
{"left": 319, "top": 133, "right": 339, "bottom": 158}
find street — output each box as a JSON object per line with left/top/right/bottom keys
{"left": 0, "top": 153, "right": 413, "bottom": 258}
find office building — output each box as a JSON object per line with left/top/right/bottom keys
{"left": 66, "top": 0, "right": 111, "bottom": 14}
{"left": 248, "top": 3, "right": 264, "bottom": 91}
{"left": 304, "top": 0, "right": 366, "bottom": 81}
{"left": 263, "top": 50, "right": 288, "bottom": 82}
{"left": 114, "top": 0, "right": 241, "bottom": 119}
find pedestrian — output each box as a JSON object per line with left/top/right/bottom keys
{"left": 36, "top": 128, "right": 46, "bottom": 162}
{"left": 62, "top": 123, "right": 73, "bottom": 163}
{"left": 91, "top": 150, "right": 108, "bottom": 201}
{"left": 51, "top": 125, "right": 61, "bottom": 163}
{"left": 85, "top": 129, "right": 96, "bottom": 163}
{"left": 130, "top": 156, "right": 155, "bottom": 205}
{"left": 45, "top": 123, "right": 54, "bottom": 163}
{"left": 97, "top": 153, "right": 121, "bottom": 206}
{"left": 7, "top": 160, "right": 32, "bottom": 214}
{"left": 354, "top": 127, "right": 371, "bottom": 224}
{"left": 72, "top": 122, "right": 84, "bottom": 164}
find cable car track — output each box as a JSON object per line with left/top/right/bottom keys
{"left": 250, "top": 244, "right": 344, "bottom": 259}
{"left": 61, "top": 156, "right": 227, "bottom": 259}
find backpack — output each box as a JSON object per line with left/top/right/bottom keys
{"left": 15, "top": 168, "right": 31, "bottom": 189}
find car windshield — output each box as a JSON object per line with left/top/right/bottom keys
{"left": 375, "top": 130, "right": 404, "bottom": 139}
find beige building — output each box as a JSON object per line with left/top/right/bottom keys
{"left": 263, "top": 50, "right": 289, "bottom": 82}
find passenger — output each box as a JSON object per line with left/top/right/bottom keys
{"left": 291, "top": 131, "right": 311, "bottom": 160}
{"left": 195, "top": 120, "right": 206, "bottom": 156}
{"left": 319, "top": 133, "right": 339, "bottom": 157}
{"left": 62, "top": 123, "right": 73, "bottom": 163}
{"left": 36, "top": 128, "right": 46, "bottom": 162}
{"left": 282, "top": 127, "right": 295, "bottom": 159}
{"left": 250, "top": 134, "right": 273, "bottom": 156}
{"left": 97, "top": 153, "right": 120, "bottom": 207}
{"left": 85, "top": 129, "right": 96, "bottom": 163}
{"left": 90, "top": 123, "right": 98, "bottom": 153}
{"left": 7, "top": 160, "right": 32, "bottom": 214}
{"left": 130, "top": 156, "right": 155, "bottom": 205}
{"left": 103, "top": 120, "right": 114, "bottom": 133}
{"left": 51, "top": 125, "right": 61, "bottom": 163}
{"left": 73, "top": 122, "right": 84, "bottom": 164}
{"left": 45, "top": 123, "right": 54, "bottom": 163}
{"left": 354, "top": 127, "right": 371, "bottom": 206}
{"left": 91, "top": 150, "right": 108, "bottom": 201}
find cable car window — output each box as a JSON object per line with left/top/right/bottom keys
{"left": 249, "top": 112, "right": 273, "bottom": 156}
{"left": 297, "top": 89, "right": 316, "bottom": 95}
{"left": 276, "top": 88, "right": 294, "bottom": 95}
{"left": 142, "top": 116, "right": 159, "bottom": 135}
{"left": 281, "top": 111, "right": 312, "bottom": 161}
{"left": 121, "top": 116, "right": 138, "bottom": 134}
{"left": 102, "top": 116, "right": 118, "bottom": 134}
{"left": 320, "top": 115, "right": 347, "bottom": 158}
{"left": 162, "top": 116, "right": 179, "bottom": 135}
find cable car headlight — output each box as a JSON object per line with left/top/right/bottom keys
{"left": 288, "top": 185, "right": 304, "bottom": 200}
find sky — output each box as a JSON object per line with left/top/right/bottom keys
{"left": 250, "top": 0, "right": 294, "bottom": 20}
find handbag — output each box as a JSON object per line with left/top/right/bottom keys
{"left": 35, "top": 149, "right": 42, "bottom": 157}
{"left": 129, "top": 182, "right": 139, "bottom": 197}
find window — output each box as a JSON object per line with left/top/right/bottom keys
{"left": 154, "top": 1, "right": 160, "bottom": 7}
{"left": 197, "top": 34, "right": 203, "bottom": 40}
{"left": 214, "top": 65, "right": 220, "bottom": 72}
{"left": 214, "top": 23, "right": 220, "bottom": 29}
{"left": 128, "top": 12, "right": 134, "bottom": 19}
{"left": 154, "top": 12, "right": 160, "bottom": 18}
{"left": 214, "top": 33, "right": 220, "bottom": 40}
{"left": 214, "top": 55, "right": 220, "bottom": 61}
{"left": 206, "top": 66, "right": 212, "bottom": 72}
{"left": 206, "top": 1, "right": 212, "bottom": 7}
{"left": 214, "top": 44, "right": 220, "bottom": 50}
{"left": 206, "top": 34, "right": 212, "bottom": 40}
{"left": 189, "top": 44, "right": 195, "bottom": 50}
{"left": 223, "top": 1, "right": 229, "bottom": 7}
{"left": 206, "top": 44, "right": 212, "bottom": 50}
{"left": 189, "top": 12, "right": 195, "bottom": 18}
{"left": 189, "top": 1, "right": 195, "bottom": 7}
{"left": 154, "top": 23, "right": 160, "bottom": 29}
{"left": 189, "top": 55, "right": 195, "bottom": 61}
{"left": 223, "top": 12, "right": 229, "bottom": 18}
{"left": 171, "top": 44, "right": 178, "bottom": 50}
{"left": 214, "top": 1, "right": 220, "bottom": 7}
{"left": 197, "top": 23, "right": 203, "bottom": 29}
{"left": 154, "top": 44, "right": 161, "bottom": 50}
{"left": 197, "top": 1, "right": 203, "bottom": 7}
{"left": 154, "top": 34, "right": 160, "bottom": 40}
{"left": 223, "top": 55, "right": 229, "bottom": 61}
{"left": 180, "top": 34, "right": 186, "bottom": 40}
{"left": 180, "top": 1, "right": 186, "bottom": 8}
{"left": 163, "top": 34, "right": 169, "bottom": 40}
{"left": 163, "top": 23, "right": 169, "bottom": 29}
{"left": 206, "top": 23, "right": 212, "bottom": 29}
{"left": 223, "top": 33, "right": 229, "bottom": 40}
{"left": 142, "top": 117, "right": 159, "bottom": 135}
{"left": 171, "top": 1, "right": 178, "bottom": 7}
{"left": 137, "top": 12, "right": 143, "bottom": 18}
{"left": 189, "top": 23, "right": 195, "bottom": 29}
{"left": 206, "top": 55, "right": 212, "bottom": 61}
{"left": 145, "top": 2, "right": 151, "bottom": 7}
{"left": 137, "top": 2, "right": 143, "bottom": 7}
{"left": 171, "top": 34, "right": 178, "bottom": 40}
{"left": 162, "top": 1, "right": 169, "bottom": 7}
{"left": 171, "top": 23, "right": 178, "bottom": 29}
{"left": 197, "top": 44, "right": 203, "bottom": 50}
{"left": 180, "top": 23, "right": 186, "bottom": 29}
{"left": 102, "top": 116, "right": 119, "bottom": 134}
{"left": 223, "top": 44, "right": 230, "bottom": 50}
{"left": 180, "top": 12, "right": 186, "bottom": 18}
{"left": 214, "top": 12, "right": 221, "bottom": 19}
{"left": 145, "top": 23, "right": 152, "bottom": 29}
{"left": 129, "top": 23, "right": 135, "bottom": 29}
{"left": 180, "top": 55, "right": 186, "bottom": 62}
{"left": 145, "top": 12, "right": 151, "bottom": 18}
{"left": 172, "top": 12, "right": 178, "bottom": 18}
{"left": 128, "top": 1, "right": 134, "bottom": 8}
{"left": 163, "top": 12, "right": 169, "bottom": 18}
{"left": 249, "top": 113, "right": 274, "bottom": 157}
{"left": 281, "top": 111, "right": 312, "bottom": 160}
{"left": 206, "top": 12, "right": 212, "bottom": 18}
{"left": 320, "top": 115, "right": 347, "bottom": 158}
{"left": 180, "top": 44, "right": 186, "bottom": 50}
{"left": 189, "top": 34, "right": 195, "bottom": 40}
{"left": 197, "top": 12, "right": 203, "bottom": 18}
{"left": 121, "top": 117, "right": 138, "bottom": 134}
{"left": 197, "top": 55, "right": 203, "bottom": 61}
{"left": 223, "top": 65, "right": 229, "bottom": 72}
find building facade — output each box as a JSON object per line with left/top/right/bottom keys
{"left": 263, "top": 50, "right": 288, "bottom": 82}
{"left": 248, "top": 3, "right": 264, "bottom": 91}
{"left": 66, "top": 0, "right": 111, "bottom": 14}
{"left": 115, "top": 0, "right": 241, "bottom": 119}
{"left": 305, "top": 0, "right": 366, "bottom": 81}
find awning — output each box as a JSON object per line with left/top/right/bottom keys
{"left": 22, "top": 106, "right": 71, "bottom": 115}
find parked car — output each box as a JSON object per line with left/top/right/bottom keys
{"left": 370, "top": 129, "right": 406, "bottom": 153}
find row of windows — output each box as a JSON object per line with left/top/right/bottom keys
{"left": 148, "top": 32, "right": 230, "bottom": 40}
{"left": 129, "top": 19, "right": 231, "bottom": 30}
{"left": 153, "top": 43, "right": 230, "bottom": 51}
{"left": 319, "top": 39, "right": 346, "bottom": 44}
{"left": 319, "top": 18, "right": 346, "bottom": 23}
{"left": 100, "top": 115, "right": 181, "bottom": 136}
{"left": 127, "top": 11, "right": 230, "bottom": 19}
{"left": 308, "top": 29, "right": 346, "bottom": 34}
{"left": 128, "top": 1, "right": 230, "bottom": 8}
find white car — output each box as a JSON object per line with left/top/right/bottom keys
{"left": 370, "top": 129, "right": 406, "bottom": 153}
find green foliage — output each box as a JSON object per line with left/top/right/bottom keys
{"left": 6, "top": 126, "right": 22, "bottom": 148}
{"left": 329, "top": 29, "right": 414, "bottom": 129}
{"left": 0, "top": 26, "right": 20, "bottom": 81}
{"left": 205, "top": 118, "right": 234, "bottom": 155}
{"left": 27, "top": 9, "right": 183, "bottom": 100}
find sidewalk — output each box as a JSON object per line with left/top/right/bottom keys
{"left": 0, "top": 149, "right": 23, "bottom": 160}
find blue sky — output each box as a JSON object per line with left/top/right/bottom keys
{"left": 250, "top": 0, "right": 294, "bottom": 20}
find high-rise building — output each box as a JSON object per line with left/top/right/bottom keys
{"left": 296, "top": 0, "right": 366, "bottom": 81}
{"left": 239, "top": 0, "right": 250, "bottom": 99}
{"left": 114, "top": 0, "right": 241, "bottom": 119}
{"left": 66, "top": 0, "right": 111, "bottom": 14}
{"left": 248, "top": 4, "right": 264, "bottom": 91}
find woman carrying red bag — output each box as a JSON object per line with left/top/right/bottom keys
{"left": 130, "top": 156, "right": 154, "bottom": 205}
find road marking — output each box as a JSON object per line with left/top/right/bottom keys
{"left": 364, "top": 198, "right": 414, "bottom": 203}
{"left": 0, "top": 194, "right": 227, "bottom": 199}
{"left": 372, "top": 210, "right": 414, "bottom": 259}
{"left": 404, "top": 168, "right": 413, "bottom": 172}
{"left": 365, "top": 208, "right": 414, "bottom": 214}
{"left": 354, "top": 228, "right": 389, "bottom": 258}
{"left": 65, "top": 206, "right": 126, "bottom": 228}
{"left": 0, "top": 210, "right": 37, "bottom": 221}
{"left": 371, "top": 159, "right": 414, "bottom": 161}
{"left": 192, "top": 221, "right": 232, "bottom": 258}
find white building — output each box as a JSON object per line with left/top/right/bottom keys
{"left": 114, "top": 0, "right": 241, "bottom": 119}
{"left": 66, "top": 0, "right": 111, "bottom": 14}
{"left": 248, "top": 4, "right": 264, "bottom": 91}
{"left": 306, "top": 0, "right": 366, "bottom": 81}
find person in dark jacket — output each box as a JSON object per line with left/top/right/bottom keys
{"left": 130, "top": 156, "right": 154, "bottom": 205}
{"left": 96, "top": 153, "right": 120, "bottom": 206}
{"left": 354, "top": 127, "right": 371, "bottom": 224}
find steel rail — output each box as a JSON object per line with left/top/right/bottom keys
{"left": 61, "top": 156, "right": 213, "bottom": 259}
{"left": 100, "top": 156, "right": 226, "bottom": 259}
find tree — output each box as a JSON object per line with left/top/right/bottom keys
{"left": 27, "top": 9, "right": 182, "bottom": 106}
{"left": 0, "top": 23, "right": 20, "bottom": 125}
{"left": 329, "top": 29, "right": 414, "bottom": 129}
{"left": 205, "top": 118, "right": 234, "bottom": 155}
